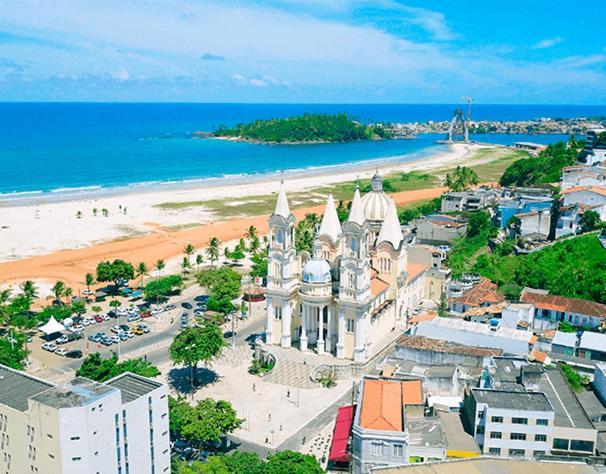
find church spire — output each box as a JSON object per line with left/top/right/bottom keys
{"left": 318, "top": 193, "right": 341, "bottom": 242}
{"left": 347, "top": 185, "right": 365, "bottom": 225}
{"left": 377, "top": 199, "right": 403, "bottom": 248}
{"left": 274, "top": 180, "right": 291, "bottom": 218}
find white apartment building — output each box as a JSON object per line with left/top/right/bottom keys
{"left": 0, "top": 366, "right": 170, "bottom": 474}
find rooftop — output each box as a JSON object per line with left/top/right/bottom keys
{"left": 106, "top": 372, "right": 163, "bottom": 403}
{"left": 0, "top": 365, "right": 54, "bottom": 412}
{"left": 470, "top": 388, "right": 553, "bottom": 412}
{"left": 406, "top": 417, "right": 446, "bottom": 449}
{"left": 552, "top": 331, "right": 578, "bottom": 347}
{"left": 450, "top": 277, "right": 504, "bottom": 307}
{"left": 436, "top": 410, "right": 479, "bottom": 453}
{"left": 31, "top": 377, "right": 117, "bottom": 409}
{"left": 397, "top": 334, "right": 502, "bottom": 358}
{"left": 561, "top": 185, "right": 606, "bottom": 197}
{"left": 358, "top": 378, "right": 423, "bottom": 432}
{"left": 539, "top": 367, "right": 593, "bottom": 429}
{"left": 415, "top": 317, "right": 533, "bottom": 343}
{"left": 580, "top": 331, "right": 606, "bottom": 352}
{"left": 521, "top": 288, "right": 606, "bottom": 319}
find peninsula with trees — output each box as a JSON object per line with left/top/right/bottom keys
{"left": 208, "top": 113, "right": 394, "bottom": 144}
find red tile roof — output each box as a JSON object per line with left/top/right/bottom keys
{"left": 561, "top": 185, "right": 606, "bottom": 197}
{"left": 521, "top": 289, "right": 606, "bottom": 319}
{"left": 450, "top": 277, "right": 504, "bottom": 307}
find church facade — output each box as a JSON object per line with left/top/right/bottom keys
{"left": 265, "top": 174, "right": 426, "bottom": 363}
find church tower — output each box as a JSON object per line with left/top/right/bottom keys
{"left": 337, "top": 185, "right": 372, "bottom": 361}
{"left": 266, "top": 183, "right": 299, "bottom": 347}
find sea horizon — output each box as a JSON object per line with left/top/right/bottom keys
{"left": 0, "top": 102, "right": 601, "bottom": 201}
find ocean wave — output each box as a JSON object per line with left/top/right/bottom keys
{"left": 0, "top": 190, "right": 44, "bottom": 198}
{"left": 50, "top": 185, "right": 103, "bottom": 193}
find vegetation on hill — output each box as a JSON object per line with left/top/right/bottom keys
{"left": 214, "top": 113, "right": 393, "bottom": 143}
{"left": 443, "top": 166, "right": 479, "bottom": 191}
{"left": 499, "top": 140, "right": 578, "bottom": 187}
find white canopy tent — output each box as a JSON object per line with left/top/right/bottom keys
{"left": 38, "top": 316, "right": 65, "bottom": 335}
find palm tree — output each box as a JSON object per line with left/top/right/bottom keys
{"left": 184, "top": 243, "right": 195, "bottom": 265}
{"left": 206, "top": 237, "right": 220, "bottom": 267}
{"left": 245, "top": 225, "right": 258, "bottom": 241}
{"left": 20, "top": 280, "right": 38, "bottom": 300}
{"left": 180, "top": 257, "right": 190, "bottom": 275}
{"left": 135, "top": 262, "right": 148, "bottom": 289}
{"left": 155, "top": 259, "right": 165, "bottom": 278}
{"left": 0, "top": 289, "right": 11, "bottom": 306}
{"left": 248, "top": 236, "right": 260, "bottom": 255}
{"left": 85, "top": 273, "right": 95, "bottom": 294}
{"left": 195, "top": 254, "right": 204, "bottom": 272}
{"left": 64, "top": 287, "right": 73, "bottom": 305}
{"left": 51, "top": 281, "right": 66, "bottom": 305}
{"left": 92, "top": 208, "right": 98, "bottom": 217}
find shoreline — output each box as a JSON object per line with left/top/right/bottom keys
{"left": 0, "top": 141, "right": 507, "bottom": 293}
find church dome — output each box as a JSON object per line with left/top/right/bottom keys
{"left": 302, "top": 258, "right": 332, "bottom": 284}
{"left": 361, "top": 173, "right": 391, "bottom": 222}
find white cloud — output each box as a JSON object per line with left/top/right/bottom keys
{"left": 111, "top": 67, "right": 130, "bottom": 80}
{"left": 401, "top": 5, "right": 458, "bottom": 41}
{"left": 532, "top": 37, "right": 563, "bottom": 49}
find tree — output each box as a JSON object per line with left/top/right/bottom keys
{"left": 144, "top": 275, "right": 183, "bottom": 303}
{"left": 20, "top": 280, "right": 38, "bottom": 300}
{"left": 155, "top": 259, "right": 166, "bottom": 278}
{"left": 76, "top": 210, "right": 82, "bottom": 219}
{"left": 72, "top": 300, "right": 86, "bottom": 316}
{"left": 443, "top": 166, "right": 479, "bottom": 192}
{"left": 245, "top": 225, "right": 258, "bottom": 242}
{"left": 92, "top": 207, "right": 98, "bottom": 217}
{"left": 248, "top": 236, "right": 261, "bottom": 255}
{"left": 250, "top": 252, "right": 268, "bottom": 279}
{"left": 206, "top": 237, "right": 221, "bottom": 267}
{"left": 135, "top": 262, "right": 148, "bottom": 289}
{"left": 76, "top": 352, "right": 160, "bottom": 382}
{"left": 170, "top": 324, "right": 225, "bottom": 395}
{"left": 85, "top": 273, "right": 95, "bottom": 294}
{"left": 51, "top": 281, "right": 66, "bottom": 304}
{"left": 195, "top": 254, "right": 204, "bottom": 272}
{"left": 580, "top": 210, "right": 601, "bottom": 233}
{"left": 102, "top": 208, "right": 109, "bottom": 217}
{"left": 266, "top": 451, "right": 323, "bottom": 474}
{"left": 91, "top": 305, "right": 103, "bottom": 315}
{"left": 181, "top": 257, "right": 191, "bottom": 275}
{"left": 197, "top": 268, "right": 242, "bottom": 314}
{"left": 109, "top": 299, "right": 122, "bottom": 310}
{"left": 0, "top": 333, "right": 28, "bottom": 370}
{"left": 184, "top": 243, "right": 195, "bottom": 265}
{"left": 169, "top": 396, "right": 242, "bottom": 449}
{"left": 96, "top": 259, "right": 135, "bottom": 288}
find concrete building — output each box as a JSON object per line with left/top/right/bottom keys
{"left": 520, "top": 288, "right": 606, "bottom": 330}
{"left": 555, "top": 203, "right": 604, "bottom": 238}
{"left": 411, "top": 318, "right": 535, "bottom": 357}
{"left": 501, "top": 303, "right": 535, "bottom": 330}
{"left": 593, "top": 363, "right": 606, "bottom": 404}
{"left": 265, "top": 174, "right": 427, "bottom": 362}
{"left": 516, "top": 208, "right": 551, "bottom": 240}
{"left": 0, "top": 366, "right": 170, "bottom": 474}
{"left": 551, "top": 331, "right": 606, "bottom": 362}
{"left": 414, "top": 215, "right": 467, "bottom": 246}
{"left": 561, "top": 165, "right": 606, "bottom": 191}
{"left": 582, "top": 128, "right": 606, "bottom": 165}
{"left": 440, "top": 188, "right": 497, "bottom": 213}
{"left": 352, "top": 377, "right": 446, "bottom": 473}
{"left": 497, "top": 197, "right": 553, "bottom": 229}
{"left": 448, "top": 277, "right": 504, "bottom": 316}
{"left": 561, "top": 186, "right": 606, "bottom": 221}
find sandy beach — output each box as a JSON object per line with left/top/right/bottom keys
{"left": 0, "top": 142, "right": 495, "bottom": 294}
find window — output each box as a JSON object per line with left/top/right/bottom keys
{"left": 488, "top": 447, "right": 501, "bottom": 455}
{"left": 536, "top": 419, "right": 548, "bottom": 426}
{"left": 534, "top": 434, "right": 547, "bottom": 442}
{"left": 510, "top": 433, "right": 526, "bottom": 441}
{"left": 371, "top": 443, "right": 383, "bottom": 456}
{"left": 553, "top": 438, "right": 569, "bottom": 450}
{"left": 570, "top": 440, "right": 594, "bottom": 452}
{"left": 346, "top": 319, "right": 355, "bottom": 333}
{"left": 393, "top": 444, "right": 403, "bottom": 457}
{"left": 478, "top": 411, "right": 484, "bottom": 420}
{"left": 491, "top": 416, "right": 503, "bottom": 423}
{"left": 70, "top": 436, "right": 80, "bottom": 441}
{"left": 72, "top": 457, "right": 81, "bottom": 462}
{"left": 533, "top": 450, "right": 545, "bottom": 457}
{"left": 512, "top": 417, "right": 528, "bottom": 425}
{"left": 476, "top": 426, "right": 484, "bottom": 434}
{"left": 490, "top": 432, "right": 502, "bottom": 439}
{"left": 509, "top": 449, "right": 525, "bottom": 457}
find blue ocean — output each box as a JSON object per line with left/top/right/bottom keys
{"left": 0, "top": 103, "right": 603, "bottom": 201}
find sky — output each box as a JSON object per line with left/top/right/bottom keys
{"left": 0, "top": 0, "right": 605, "bottom": 103}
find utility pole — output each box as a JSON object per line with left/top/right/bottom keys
{"left": 231, "top": 311, "right": 236, "bottom": 349}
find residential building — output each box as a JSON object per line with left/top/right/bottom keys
{"left": 0, "top": 366, "right": 170, "bottom": 474}
{"left": 561, "top": 165, "right": 606, "bottom": 191}
{"left": 265, "top": 173, "right": 427, "bottom": 362}
{"left": 520, "top": 288, "right": 606, "bottom": 330}
{"left": 561, "top": 186, "right": 606, "bottom": 221}
{"left": 497, "top": 197, "right": 553, "bottom": 229}
{"left": 352, "top": 377, "right": 446, "bottom": 473}
{"left": 582, "top": 128, "right": 606, "bottom": 165}
{"left": 593, "top": 363, "right": 606, "bottom": 404}
{"left": 414, "top": 215, "right": 467, "bottom": 246}
{"left": 550, "top": 330, "right": 606, "bottom": 362}
{"left": 555, "top": 203, "right": 603, "bottom": 238}
{"left": 516, "top": 208, "right": 551, "bottom": 240}
{"left": 440, "top": 188, "right": 497, "bottom": 213}
{"left": 411, "top": 317, "right": 535, "bottom": 357}
{"left": 501, "top": 303, "right": 535, "bottom": 330}
{"left": 448, "top": 277, "right": 504, "bottom": 315}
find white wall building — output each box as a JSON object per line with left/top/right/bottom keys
{"left": 0, "top": 366, "right": 170, "bottom": 474}
{"left": 265, "top": 173, "right": 427, "bottom": 362}
{"left": 561, "top": 165, "right": 606, "bottom": 191}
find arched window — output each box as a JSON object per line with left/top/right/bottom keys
{"left": 276, "top": 229, "right": 285, "bottom": 246}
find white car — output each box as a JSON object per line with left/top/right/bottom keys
{"left": 81, "top": 318, "right": 93, "bottom": 326}
{"left": 71, "top": 324, "right": 84, "bottom": 332}
{"left": 102, "top": 314, "right": 111, "bottom": 321}
{"left": 110, "top": 325, "right": 122, "bottom": 334}
{"left": 55, "top": 348, "right": 68, "bottom": 356}
{"left": 42, "top": 342, "right": 57, "bottom": 352}
{"left": 110, "top": 335, "right": 120, "bottom": 344}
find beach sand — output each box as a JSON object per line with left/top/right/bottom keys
{"left": 0, "top": 142, "right": 495, "bottom": 293}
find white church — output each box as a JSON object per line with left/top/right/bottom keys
{"left": 265, "top": 173, "right": 426, "bottom": 363}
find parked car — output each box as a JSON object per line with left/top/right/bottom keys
{"left": 181, "top": 302, "right": 193, "bottom": 310}
{"left": 94, "top": 315, "right": 103, "bottom": 323}
{"left": 196, "top": 302, "right": 207, "bottom": 310}
{"left": 100, "top": 338, "right": 113, "bottom": 346}
{"left": 110, "top": 325, "right": 122, "bottom": 334}
{"left": 165, "top": 304, "right": 176, "bottom": 311}
{"left": 101, "top": 314, "right": 111, "bottom": 321}
{"left": 55, "top": 348, "right": 68, "bottom": 356}
{"left": 65, "top": 350, "right": 83, "bottom": 359}
{"left": 223, "top": 331, "right": 237, "bottom": 338}
{"left": 132, "top": 327, "right": 144, "bottom": 336}
{"left": 180, "top": 320, "right": 188, "bottom": 329}
{"left": 118, "top": 332, "right": 129, "bottom": 341}
{"left": 71, "top": 324, "right": 84, "bottom": 332}
{"left": 42, "top": 342, "right": 57, "bottom": 352}
{"left": 119, "top": 324, "right": 130, "bottom": 332}
{"left": 88, "top": 334, "right": 101, "bottom": 343}
{"left": 194, "top": 309, "right": 205, "bottom": 317}
{"left": 55, "top": 335, "right": 69, "bottom": 345}
{"left": 137, "top": 323, "right": 150, "bottom": 333}
{"left": 110, "top": 335, "right": 121, "bottom": 344}
{"left": 127, "top": 314, "right": 140, "bottom": 322}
